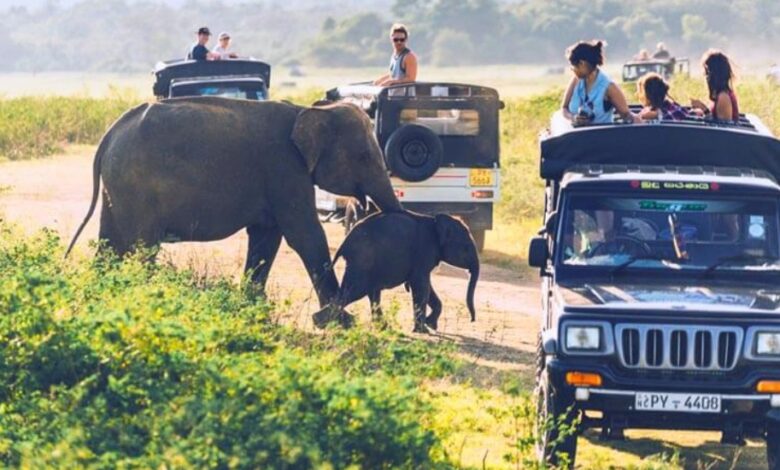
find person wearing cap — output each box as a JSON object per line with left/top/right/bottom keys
{"left": 213, "top": 32, "right": 239, "bottom": 60}
{"left": 188, "top": 27, "right": 220, "bottom": 61}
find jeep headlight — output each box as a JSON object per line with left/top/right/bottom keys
{"left": 566, "top": 326, "right": 601, "bottom": 350}
{"left": 756, "top": 332, "right": 780, "bottom": 356}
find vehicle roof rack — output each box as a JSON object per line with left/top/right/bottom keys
{"left": 541, "top": 110, "right": 780, "bottom": 181}
{"left": 153, "top": 58, "right": 271, "bottom": 97}
{"left": 565, "top": 164, "right": 776, "bottom": 182}
{"left": 325, "top": 82, "right": 499, "bottom": 102}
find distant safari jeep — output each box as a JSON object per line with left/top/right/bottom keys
{"left": 622, "top": 57, "right": 689, "bottom": 83}
{"left": 315, "top": 82, "right": 503, "bottom": 251}
{"left": 152, "top": 58, "right": 271, "bottom": 100}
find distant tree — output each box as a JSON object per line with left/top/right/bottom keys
{"left": 430, "top": 29, "right": 474, "bottom": 66}
{"left": 681, "top": 14, "right": 725, "bottom": 51}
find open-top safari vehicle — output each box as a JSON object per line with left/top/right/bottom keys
{"left": 152, "top": 58, "right": 271, "bottom": 100}
{"left": 529, "top": 107, "right": 780, "bottom": 469}
{"left": 622, "top": 57, "right": 689, "bottom": 82}
{"left": 315, "top": 82, "right": 503, "bottom": 251}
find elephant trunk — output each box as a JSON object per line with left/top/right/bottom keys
{"left": 365, "top": 177, "right": 402, "bottom": 213}
{"left": 466, "top": 264, "right": 479, "bottom": 322}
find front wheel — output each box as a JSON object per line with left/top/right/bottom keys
{"left": 536, "top": 368, "right": 578, "bottom": 469}
{"left": 768, "top": 421, "right": 779, "bottom": 470}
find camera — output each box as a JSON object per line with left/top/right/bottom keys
{"left": 577, "top": 106, "right": 595, "bottom": 122}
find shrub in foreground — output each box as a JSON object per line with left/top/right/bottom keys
{"left": 0, "top": 225, "right": 448, "bottom": 468}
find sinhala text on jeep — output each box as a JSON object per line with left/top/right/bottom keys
{"left": 528, "top": 109, "right": 780, "bottom": 469}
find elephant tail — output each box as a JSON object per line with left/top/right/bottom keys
{"left": 64, "top": 135, "right": 108, "bottom": 258}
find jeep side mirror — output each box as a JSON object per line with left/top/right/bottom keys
{"left": 528, "top": 236, "right": 549, "bottom": 268}
{"left": 544, "top": 211, "right": 558, "bottom": 235}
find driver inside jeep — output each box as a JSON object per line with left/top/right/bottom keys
{"left": 561, "top": 195, "right": 780, "bottom": 272}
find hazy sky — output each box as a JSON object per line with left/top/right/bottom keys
{"left": 0, "top": 0, "right": 390, "bottom": 7}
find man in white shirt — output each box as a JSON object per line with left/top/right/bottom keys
{"left": 214, "top": 32, "right": 239, "bottom": 59}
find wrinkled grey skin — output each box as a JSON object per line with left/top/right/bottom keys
{"left": 66, "top": 97, "right": 401, "bottom": 324}
{"left": 329, "top": 211, "right": 479, "bottom": 333}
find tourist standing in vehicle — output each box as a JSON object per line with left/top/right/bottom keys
{"left": 562, "top": 40, "right": 635, "bottom": 126}
{"left": 373, "top": 24, "right": 418, "bottom": 87}
{"left": 188, "top": 27, "right": 220, "bottom": 61}
{"left": 214, "top": 32, "right": 239, "bottom": 59}
{"left": 637, "top": 73, "right": 687, "bottom": 120}
{"left": 690, "top": 50, "right": 739, "bottom": 122}
{"left": 652, "top": 42, "right": 671, "bottom": 60}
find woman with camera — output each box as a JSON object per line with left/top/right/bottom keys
{"left": 561, "top": 40, "right": 636, "bottom": 126}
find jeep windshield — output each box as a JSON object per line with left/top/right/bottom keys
{"left": 559, "top": 191, "right": 780, "bottom": 273}
{"left": 169, "top": 82, "right": 267, "bottom": 100}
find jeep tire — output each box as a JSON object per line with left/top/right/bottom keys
{"left": 535, "top": 337, "right": 578, "bottom": 469}
{"left": 385, "top": 124, "right": 443, "bottom": 182}
{"left": 769, "top": 421, "right": 780, "bottom": 470}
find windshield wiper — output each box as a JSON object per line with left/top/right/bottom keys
{"left": 609, "top": 254, "right": 678, "bottom": 277}
{"left": 701, "top": 254, "right": 780, "bottom": 278}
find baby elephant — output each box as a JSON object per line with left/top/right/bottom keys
{"left": 333, "top": 211, "right": 480, "bottom": 332}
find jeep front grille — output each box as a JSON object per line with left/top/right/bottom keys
{"left": 615, "top": 325, "right": 743, "bottom": 371}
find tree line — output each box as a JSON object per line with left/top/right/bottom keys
{"left": 0, "top": 0, "right": 777, "bottom": 72}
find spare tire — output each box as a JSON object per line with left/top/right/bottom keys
{"left": 384, "top": 124, "right": 443, "bottom": 182}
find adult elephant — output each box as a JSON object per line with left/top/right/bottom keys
{"left": 66, "top": 97, "right": 402, "bottom": 326}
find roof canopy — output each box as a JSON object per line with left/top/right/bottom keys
{"left": 541, "top": 112, "right": 780, "bottom": 181}
{"left": 153, "top": 59, "right": 271, "bottom": 97}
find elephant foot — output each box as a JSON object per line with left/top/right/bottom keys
{"left": 312, "top": 306, "right": 355, "bottom": 329}
{"left": 424, "top": 315, "right": 439, "bottom": 331}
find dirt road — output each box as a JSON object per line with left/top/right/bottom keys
{"left": 0, "top": 148, "right": 541, "bottom": 369}
{"left": 0, "top": 149, "right": 765, "bottom": 469}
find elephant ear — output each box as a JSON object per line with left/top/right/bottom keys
{"left": 291, "top": 107, "right": 332, "bottom": 174}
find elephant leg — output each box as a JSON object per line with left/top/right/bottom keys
{"left": 277, "top": 208, "right": 350, "bottom": 328}
{"left": 98, "top": 200, "right": 130, "bottom": 257}
{"left": 369, "top": 290, "right": 383, "bottom": 322}
{"left": 409, "top": 275, "right": 431, "bottom": 334}
{"left": 337, "top": 266, "right": 370, "bottom": 309}
{"left": 244, "top": 224, "right": 282, "bottom": 292}
{"left": 424, "top": 286, "right": 443, "bottom": 331}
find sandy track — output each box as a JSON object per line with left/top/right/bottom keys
{"left": 0, "top": 149, "right": 540, "bottom": 371}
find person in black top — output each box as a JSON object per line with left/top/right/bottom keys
{"left": 188, "top": 27, "right": 219, "bottom": 61}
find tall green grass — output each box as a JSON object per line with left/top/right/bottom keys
{"left": 0, "top": 90, "right": 139, "bottom": 161}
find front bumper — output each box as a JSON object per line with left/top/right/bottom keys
{"left": 548, "top": 360, "right": 780, "bottom": 432}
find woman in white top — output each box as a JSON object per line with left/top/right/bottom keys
{"left": 214, "top": 32, "right": 238, "bottom": 59}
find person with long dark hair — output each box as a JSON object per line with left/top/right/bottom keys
{"left": 691, "top": 49, "right": 739, "bottom": 122}
{"left": 562, "top": 40, "right": 635, "bottom": 126}
{"left": 637, "top": 73, "right": 686, "bottom": 121}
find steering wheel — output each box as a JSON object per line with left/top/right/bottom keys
{"left": 587, "top": 236, "right": 653, "bottom": 258}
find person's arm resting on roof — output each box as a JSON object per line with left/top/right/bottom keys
{"left": 607, "top": 83, "right": 635, "bottom": 123}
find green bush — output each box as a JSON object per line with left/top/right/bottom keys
{"left": 0, "top": 224, "right": 457, "bottom": 468}
{"left": 0, "top": 94, "right": 138, "bottom": 160}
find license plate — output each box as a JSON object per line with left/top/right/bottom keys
{"left": 469, "top": 169, "right": 494, "bottom": 187}
{"left": 635, "top": 392, "right": 721, "bottom": 413}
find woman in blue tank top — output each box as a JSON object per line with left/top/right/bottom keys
{"left": 562, "top": 40, "right": 635, "bottom": 126}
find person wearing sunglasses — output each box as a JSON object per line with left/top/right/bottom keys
{"left": 690, "top": 49, "right": 739, "bottom": 122}
{"left": 562, "top": 40, "right": 635, "bottom": 126}
{"left": 373, "top": 23, "right": 418, "bottom": 87}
